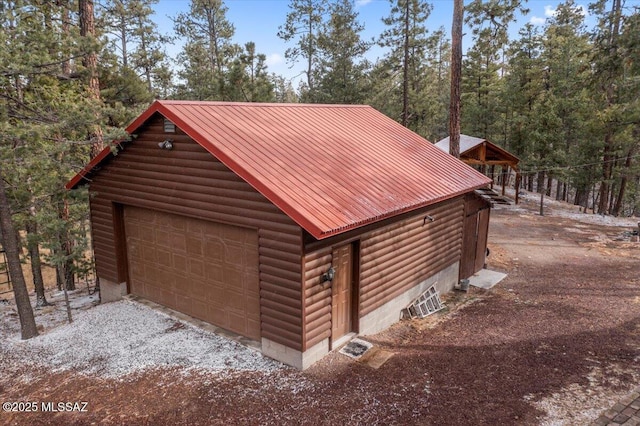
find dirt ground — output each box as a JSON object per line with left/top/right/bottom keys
{"left": 1, "top": 196, "right": 640, "bottom": 426}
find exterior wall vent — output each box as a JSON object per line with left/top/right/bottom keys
{"left": 163, "top": 119, "right": 176, "bottom": 133}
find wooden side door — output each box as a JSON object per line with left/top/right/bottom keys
{"left": 460, "top": 213, "right": 479, "bottom": 279}
{"left": 474, "top": 207, "right": 490, "bottom": 272}
{"left": 331, "top": 244, "right": 353, "bottom": 342}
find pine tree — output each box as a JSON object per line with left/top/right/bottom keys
{"left": 314, "top": 0, "right": 371, "bottom": 104}
{"left": 462, "top": 0, "right": 528, "bottom": 140}
{"left": 98, "top": 0, "right": 172, "bottom": 97}
{"left": 278, "top": 0, "right": 328, "bottom": 101}
{"left": 173, "top": 0, "right": 237, "bottom": 100}
{"left": 411, "top": 28, "right": 451, "bottom": 140}
{"left": 227, "top": 42, "right": 274, "bottom": 102}
{"left": 503, "top": 24, "right": 544, "bottom": 189}
{"left": 377, "top": 0, "right": 432, "bottom": 128}
{"left": 542, "top": 1, "right": 593, "bottom": 202}
{"left": 271, "top": 74, "right": 299, "bottom": 103}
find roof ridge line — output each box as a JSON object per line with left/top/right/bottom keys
{"left": 156, "top": 100, "right": 371, "bottom": 108}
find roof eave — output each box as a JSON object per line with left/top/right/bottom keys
{"left": 65, "top": 145, "right": 116, "bottom": 190}
{"left": 313, "top": 179, "right": 491, "bottom": 240}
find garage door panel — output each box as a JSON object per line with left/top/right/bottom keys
{"left": 190, "top": 282, "right": 208, "bottom": 300}
{"left": 224, "top": 244, "right": 243, "bottom": 265}
{"left": 176, "top": 294, "right": 192, "bottom": 313}
{"left": 186, "top": 235, "right": 203, "bottom": 256}
{"left": 124, "top": 206, "right": 261, "bottom": 340}
{"left": 142, "top": 246, "right": 156, "bottom": 263}
{"left": 172, "top": 253, "right": 187, "bottom": 271}
{"left": 208, "top": 303, "right": 227, "bottom": 325}
{"left": 205, "top": 263, "right": 223, "bottom": 282}
{"left": 244, "top": 250, "right": 259, "bottom": 271}
{"left": 204, "top": 240, "right": 224, "bottom": 261}
{"left": 191, "top": 299, "right": 209, "bottom": 320}
{"left": 155, "top": 230, "right": 170, "bottom": 247}
{"left": 187, "top": 219, "right": 206, "bottom": 234}
{"left": 227, "top": 312, "right": 247, "bottom": 334}
{"left": 156, "top": 249, "right": 172, "bottom": 267}
{"left": 139, "top": 226, "right": 155, "bottom": 243}
{"left": 205, "top": 286, "right": 223, "bottom": 303}
{"left": 225, "top": 290, "right": 247, "bottom": 311}
{"left": 169, "top": 234, "right": 186, "bottom": 252}
{"left": 222, "top": 269, "right": 241, "bottom": 287}
{"left": 188, "top": 258, "right": 205, "bottom": 278}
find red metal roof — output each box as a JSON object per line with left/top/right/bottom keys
{"left": 68, "top": 100, "right": 491, "bottom": 239}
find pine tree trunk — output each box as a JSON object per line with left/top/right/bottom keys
{"left": 448, "top": 0, "right": 463, "bottom": 158}
{"left": 0, "top": 165, "right": 38, "bottom": 339}
{"left": 537, "top": 171, "right": 545, "bottom": 194}
{"left": 401, "top": 0, "right": 410, "bottom": 127}
{"left": 574, "top": 188, "right": 585, "bottom": 207}
{"left": 60, "top": 0, "right": 72, "bottom": 76}
{"left": 139, "top": 17, "right": 153, "bottom": 93}
{"left": 56, "top": 264, "right": 63, "bottom": 291}
{"left": 120, "top": 14, "right": 128, "bottom": 68}
{"left": 59, "top": 200, "right": 75, "bottom": 291}
{"left": 25, "top": 219, "right": 49, "bottom": 308}
{"left": 608, "top": 180, "right": 617, "bottom": 214}
{"left": 613, "top": 145, "right": 635, "bottom": 217}
{"left": 79, "top": 0, "right": 103, "bottom": 158}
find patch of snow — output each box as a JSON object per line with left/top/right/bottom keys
{"left": 503, "top": 187, "right": 639, "bottom": 228}
{"left": 3, "top": 296, "right": 283, "bottom": 379}
{"left": 528, "top": 364, "right": 640, "bottom": 426}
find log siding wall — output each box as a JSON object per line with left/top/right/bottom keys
{"left": 359, "top": 198, "right": 464, "bottom": 316}
{"left": 89, "top": 114, "right": 304, "bottom": 350}
{"left": 302, "top": 247, "right": 333, "bottom": 349}
{"left": 302, "top": 197, "right": 464, "bottom": 350}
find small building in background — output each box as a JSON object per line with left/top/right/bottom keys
{"left": 67, "top": 101, "right": 490, "bottom": 369}
{"left": 436, "top": 134, "right": 521, "bottom": 204}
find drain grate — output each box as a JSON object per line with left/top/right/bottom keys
{"left": 339, "top": 338, "right": 373, "bottom": 359}
{"left": 404, "top": 285, "right": 444, "bottom": 319}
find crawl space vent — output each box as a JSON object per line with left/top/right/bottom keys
{"left": 404, "top": 285, "right": 444, "bottom": 319}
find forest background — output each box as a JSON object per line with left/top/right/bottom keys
{"left": 0, "top": 0, "right": 638, "bottom": 336}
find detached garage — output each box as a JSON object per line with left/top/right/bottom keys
{"left": 67, "top": 100, "right": 490, "bottom": 369}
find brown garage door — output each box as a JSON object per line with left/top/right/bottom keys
{"left": 123, "top": 206, "right": 261, "bottom": 340}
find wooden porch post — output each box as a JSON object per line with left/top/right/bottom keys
{"left": 502, "top": 166, "right": 507, "bottom": 196}
{"left": 490, "top": 165, "right": 495, "bottom": 189}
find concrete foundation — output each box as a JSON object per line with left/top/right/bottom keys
{"left": 262, "top": 337, "right": 329, "bottom": 370}
{"left": 358, "top": 262, "right": 459, "bottom": 336}
{"left": 99, "top": 278, "right": 127, "bottom": 303}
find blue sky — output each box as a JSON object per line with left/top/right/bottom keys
{"left": 152, "top": 0, "right": 639, "bottom": 83}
